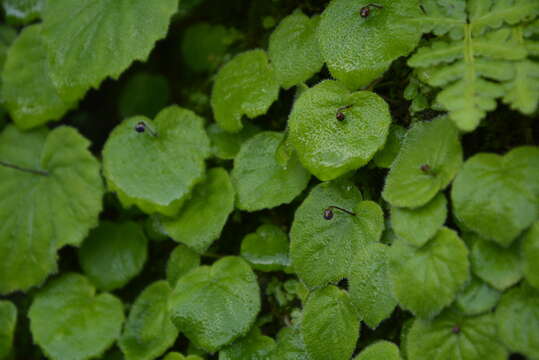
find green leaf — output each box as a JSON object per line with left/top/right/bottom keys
{"left": 207, "top": 123, "right": 260, "bottom": 160}
{"left": 301, "top": 286, "right": 359, "bottom": 360}
{"left": 181, "top": 23, "right": 241, "bottom": 74}
{"left": 119, "top": 281, "right": 178, "bottom": 360}
{"left": 382, "top": 117, "right": 462, "bottom": 208}
{"left": 495, "top": 283, "right": 539, "bottom": 358}
{"left": 119, "top": 73, "right": 170, "bottom": 119}
{"left": 391, "top": 193, "right": 447, "bottom": 247}
{"left": 407, "top": 308, "right": 508, "bottom": 360}
{"left": 353, "top": 341, "right": 401, "bottom": 360}
{"left": 160, "top": 168, "right": 235, "bottom": 253}
{"left": 29, "top": 273, "right": 124, "bottom": 360}
{"left": 163, "top": 354, "right": 203, "bottom": 360}
{"left": 290, "top": 181, "right": 385, "bottom": 288}
{"left": 241, "top": 224, "right": 290, "bottom": 272}
{"left": 452, "top": 146, "right": 539, "bottom": 247}
{"left": 78, "top": 221, "right": 148, "bottom": 291}
{"left": 103, "top": 106, "right": 210, "bottom": 216}
{"left": 271, "top": 325, "right": 311, "bottom": 360}
{"left": 0, "top": 301, "right": 16, "bottom": 360}
{"left": 349, "top": 243, "right": 397, "bottom": 329}
{"left": 268, "top": 10, "right": 323, "bottom": 89}
{"left": 168, "top": 257, "right": 260, "bottom": 352}
{"left": 232, "top": 131, "right": 310, "bottom": 211}
{"left": 0, "top": 125, "right": 103, "bottom": 294}
{"left": 1, "top": 25, "right": 82, "bottom": 130}
{"left": 288, "top": 80, "right": 391, "bottom": 181}
{"left": 523, "top": 221, "right": 539, "bottom": 289}
{"left": 166, "top": 245, "right": 201, "bottom": 287}
{"left": 503, "top": 59, "right": 539, "bottom": 114}
{"left": 468, "top": 0, "right": 539, "bottom": 35}
{"left": 219, "top": 328, "right": 276, "bottom": 360}
{"left": 41, "top": 0, "right": 177, "bottom": 98}
{"left": 408, "top": 0, "right": 466, "bottom": 39}
{"left": 211, "top": 50, "right": 279, "bottom": 133}
{"left": 388, "top": 228, "right": 470, "bottom": 318}
{"left": 455, "top": 276, "right": 500, "bottom": 316}
{"left": 373, "top": 124, "right": 406, "bottom": 169}
{"left": 2, "top": 0, "right": 43, "bottom": 25}
{"left": 0, "top": 25, "right": 17, "bottom": 69}
{"left": 318, "top": 0, "right": 422, "bottom": 89}
{"left": 470, "top": 234, "right": 522, "bottom": 290}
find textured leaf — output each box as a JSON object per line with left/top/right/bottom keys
{"left": 161, "top": 168, "right": 235, "bottom": 253}
{"left": 452, "top": 146, "right": 539, "bottom": 247}
{"left": 353, "top": 341, "right": 401, "bottom": 360}
{"left": 288, "top": 80, "right": 391, "bottom": 180}
{"left": 41, "top": 0, "right": 177, "bottom": 98}
{"left": 318, "top": 0, "right": 422, "bottom": 89}
{"left": 349, "top": 243, "right": 397, "bottom": 329}
{"left": 163, "top": 354, "right": 203, "bottom": 360}
{"left": 301, "top": 286, "right": 359, "bottom": 360}
{"left": 290, "top": 181, "right": 385, "bottom": 288}
{"left": 2, "top": 0, "right": 44, "bottom": 25}
{"left": 0, "top": 125, "right": 103, "bottom": 294}
{"left": 391, "top": 193, "right": 447, "bottom": 247}
{"left": 523, "top": 221, "right": 539, "bottom": 289}
{"left": 409, "top": 0, "right": 466, "bottom": 39}
{"left": 0, "top": 26, "right": 16, "bottom": 70}
{"left": 211, "top": 50, "right": 279, "bottom": 132}
{"left": 78, "top": 221, "right": 148, "bottom": 291}
{"left": 241, "top": 224, "right": 291, "bottom": 272}
{"left": 407, "top": 308, "right": 508, "bottom": 360}
{"left": 119, "top": 281, "right": 178, "bottom": 360}
{"left": 103, "top": 106, "right": 210, "bottom": 216}
{"left": 271, "top": 325, "right": 311, "bottom": 360}
{"left": 119, "top": 73, "right": 170, "bottom": 119}
{"left": 469, "top": 0, "right": 539, "bottom": 35}
{"left": 495, "top": 283, "right": 539, "bottom": 358}
{"left": 29, "top": 273, "right": 124, "bottom": 360}
{"left": 373, "top": 124, "right": 406, "bottom": 169}
{"left": 383, "top": 117, "right": 462, "bottom": 208}
{"left": 470, "top": 234, "right": 522, "bottom": 290}
{"left": 268, "top": 10, "right": 323, "bottom": 89}
{"left": 0, "top": 301, "right": 16, "bottom": 360}
{"left": 207, "top": 123, "right": 260, "bottom": 160}
{"left": 219, "top": 328, "right": 276, "bottom": 360}
{"left": 166, "top": 245, "right": 201, "bottom": 287}
{"left": 1, "top": 25, "right": 81, "bottom": 130}
{"left": 455, "top": 276, "right": 500, "bottom": 316}
{"left": 168, "top": 257, "right": 260, "bottom": 352}
{"left": 232, "top": 132, "right": 310, "bottom": 211}
{"left": 388, "top": 228, "right": 470, "bottom": 318}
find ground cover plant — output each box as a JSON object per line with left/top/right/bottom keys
{"left": 0, "top": 0, "right": 538, "bottom": 359}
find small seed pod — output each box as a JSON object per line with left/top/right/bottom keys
{"left": 420, "top": 164, "right": 432, "bottom": 174}
{"left": 337, "top": 278, "right": 349, "bottom": 290}
{"left": 336, "top": 105, "right": 353, "bottom": 121}
{"left": 134, "top": 122, "right": 146, "bottom": 133}
{"left": 323, "top": 206, "right": 356, "bottom": 220}
{"left": 360, "top": 3, "right": 384, "bottom": 18}
{"left": 451, "top": 326, "right": 461, "bottom": 334}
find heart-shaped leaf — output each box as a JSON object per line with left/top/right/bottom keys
{"left": 241, "top": 224, "right": 291, "bottom": 272}
{"left": 452, "top": 146, "right": 539, "bottom": 247}
{"left": 211, "top": 50, "right": 280, "bottom": 133}
{"left": 290, "top": 180, "right": 384, "bottom": 288}
{"left": 391, "top": 193, "right": 447, "bottom": 247}
{"left": 232, "top": 132, "right": 311, "bottom": 211}
{"left": 318, "top": 0, "right": 422, "bottom": 89}
{"left": 160, "top": 168, "right": 235, "bottom": 253}
{"left": 103, "top": 106, "right": 210, "bottom": 216}
{"left": 1, "top": 25, "right": 81, "bottom": 130}
{"left": 0, "top": 300, "right": 16, "bottom": 359}
{"left": 353, "top": 341, "right": 401, "bottom": 360}
{"left": 168, "top": 257, "right": 260, "bottom": 352}
{"left": 349, "top": 243, "right": 397, "bottom": 329}
{"left": 0, "top": 125, "right": 103, "bottom": 294}
{"left": 407, "top": 308, "right": 508, "bottom": 360}
{"left": 288, "top": 80, "right": 391, "bottom": 181}
{"left": 523, "top": 221, "right": 539, "bottom": 289}
{"left": 119, "top": 281, "right": 178, "bottom": 360}
{"left": 302, "top": 286, "right": 359, "bottom": 360}
{"left": 268, "top": 10, "right": 324, "bottom": 89}
{"left": 166, "top": 245, "right": 201, "bottom": 287}
{"left": 383, "top": 116, "right": 463, "bottom": 208}
{"left": 78, "top": 221, "right": 148, "bottom": 292}
{"left": 41, "top": 0, "right": 177, "bottom": 98}
{"left": 388, "top": 227, "right": 470, "bottom": 318}
{"left": 219, "top": 328, "right": 276, "bottom": 360}
{"left": 455, "top": 276, "right": 500, "bottom": 316}
{"left": 29, "top": 273, "right": 124, "bottom": 360}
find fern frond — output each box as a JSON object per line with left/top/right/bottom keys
{"left": 412, "top": 0, "right": 466, "bottom": 39}
{"left": 469, "top": 0, "right": 539, "bottom": 35}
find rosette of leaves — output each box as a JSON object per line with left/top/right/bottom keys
{"left": 0, "top": 125, "right": 103, "bottom": 294}
{"left": 408, "top": 0, "right": 539, "bottom": 131}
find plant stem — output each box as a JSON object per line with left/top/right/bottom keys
{"left": 0, "top": 160, "right": 49, "bottom": 176}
